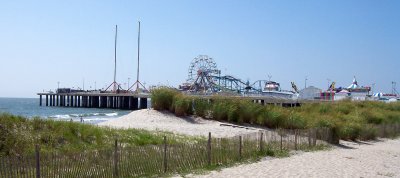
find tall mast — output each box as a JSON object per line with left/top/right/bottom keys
{"left": 136, "top": 21, "right": 140, "bottom": 91}
{"left": 128, "top": 21, "right": 147, "bottom": 93}
{"left": 114, "top": 25, "right": 118, "bottom": 91}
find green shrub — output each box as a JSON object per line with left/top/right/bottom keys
{"left": 238, "top": 101, "right": 263, "bottom": 124}
{"left": 193, "top": 98, "right": 209, "bottom": 118}
{"left": 285, "top": 112, "right": 307, "bottom": 129}
{"left": 338, "top": 123, "right": 362, "bottom": 141}
{"left": 359, "top": 124, "right": 378, "bottom": 140}
{"left": 257, "top": 107, "right": 284, "bottom": 128}
{"left": 151, "top": 88, "right": 179, "bottom": 111}
{"left": 173, "top": 95, "right": 193, "bottom": 117}
{"left": 361, "top": 110, "right": 384, "bottom": 124}
{"left": 212, "top": 101, "right": 229, "bottom": 121}
{"left": 318, "top": 104, "right": 331, "bottom": 114}
{"left": 227, "top": 103, "right": 239, "bottom": 123}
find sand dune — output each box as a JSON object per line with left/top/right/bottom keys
{"left": 98, "top": 109, "right": 261, "bottom": 138}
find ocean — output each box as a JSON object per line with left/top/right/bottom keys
{"left": 0, "top": 97, "right": 132, "bottom": 124}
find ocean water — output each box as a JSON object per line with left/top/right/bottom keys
{"left": 0, "top": 98, "right": 132, "bottom": 124}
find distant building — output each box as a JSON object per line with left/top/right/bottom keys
{"left": 320, "top": 76, "right": 371, "bottom": 101}
{"left": 299, "top": 86, "right": 321, "bottom": 100}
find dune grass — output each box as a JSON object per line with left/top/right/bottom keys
{"left": 0, "top": 113, "right": 202, "bottom": 156}
{"left": 151, "top": 88, "right": 400, "bottom": 141}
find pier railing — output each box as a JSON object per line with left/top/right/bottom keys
{"left": 1, "top": 124, "right": 399, "bottom": 177}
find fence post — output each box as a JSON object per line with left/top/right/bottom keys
{"left": 313, "top": 129, "right": 317, "bottom": 146}
{"left": 114, "top": 139, "right": 119, "bottom": 177}
{"left": 294, "top": 130, "right": 298, "bottom": 150}
{"left": 308, "top": 129, "right": 312, "bottom": 147}
{"left": 280, "top": 131, "right": 283, "bottom": 151}
{"left": 259, "top": 132, "right": 263, "bottom": 152}
{"left": 383, "top": 124, "right": 387, "bottom": 137}
{"left": 35, "top": 144, "right": 40, "bottom": 178}
{"left": 239, "top": 136, "right": 242, "bottom": 160}
{"left": 163, "top": 136, "right": 167, "bottom": 173}
{"left": 207, "top": 132, "right": 211, "bottom": 166}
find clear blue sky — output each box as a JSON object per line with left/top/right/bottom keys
{"left": 0, "top": 0, "right": 399, "bottom": 98}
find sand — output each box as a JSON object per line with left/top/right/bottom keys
{"left": 192, "top": 139, "right": 400, "bottom": 178}
{"left": 100, "top": 109, "right": 400, "bottom": 178}
{"left": 98, "top": 109, "right": 261, "bottom": 138}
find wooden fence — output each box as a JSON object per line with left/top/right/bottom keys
{"left": 5, "top": 124, "right": 397, "bottom": 178}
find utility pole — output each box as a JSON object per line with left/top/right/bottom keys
{"left": 327, "top": 78, "right": 331, "bottom": 90}
{"left": 57, "top": 81, "right": 60, "bottom": 92}
{"left": 392, "top": 81, "right": 397, "bottom": 95}
{"left": 371, "top": 83, "right": 375, "bottom": 95}
{"left": 304, "top": 76, "right": 308, "bottom": 89}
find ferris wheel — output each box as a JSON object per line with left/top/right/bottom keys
{"left": 187, "top": 55, "right": 219, "bottom": 83}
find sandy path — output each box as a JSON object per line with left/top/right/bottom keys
{"left": 98, "top": 109, "right": 261, "bottom": 138}
{"left": 192, "top": 138, "right": 400, "bottom": 178}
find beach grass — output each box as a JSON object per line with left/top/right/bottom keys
{"left": 0, "top": 113, "right": 202, "bottom": 156}
{"left": 151, "top": 88, "right": 400, "bottom": 141}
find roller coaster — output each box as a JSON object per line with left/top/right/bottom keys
{"left": 179, "top": 55, "right": 298, "bottom": 95}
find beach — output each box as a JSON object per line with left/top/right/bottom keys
{"left": 101, "top": 109, "right": 400, "bottom": 178}
{"left": 190, "top": 138, "right": 400, "bottom": 178}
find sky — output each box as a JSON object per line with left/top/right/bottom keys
{"left": 0, "top": 0, "right": 399, "bottom": 98}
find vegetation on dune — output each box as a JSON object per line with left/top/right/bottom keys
{"left": 151, "top": 88, "right": 400, "bottom": 141}
{"left": 0, "top": 113, "right": 201, "bottom": 156}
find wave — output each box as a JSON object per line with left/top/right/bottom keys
{"left": 48, "top": 112, "right": 119, "bottom": 119}
{"left": 105, "top": 113, "right": 118, "bottom": 117}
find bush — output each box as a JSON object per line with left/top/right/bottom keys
{"left": 193, "top": 98, "right": 209, "bottom": 118}
{"left": 173, "top": 95, "right": 193, "bottom": 117}
{"left": 338, "top": 123, "right": 362, "bottom": 141}
{"left": 151, "top": 88, "right": 179, "bottom": 110}
{"left": 237, "top": 101, "right": 263, "bottom": 124}
{"left": 285, "top": 112, "right": 307, "bottom": 129}
{"left": 359, "top": 125, "right": 378, "bottom": 140}
{"left": 212, "top": 100, "right": 230, "bottom": 121}
{"left": 257, "top": 107, "right": 285, "bottom": 128}
{"left": 361, "top": 110, "right": 384, "bottom": 124}
{"left": 227, "top": 103, "right": 239, "bottom": 123}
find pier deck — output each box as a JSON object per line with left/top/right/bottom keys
{"left": 38, "top": 92, "right": 303, "bottom": 110}
{"left": 37, "top": 92, "right": 150, "bottom": 110}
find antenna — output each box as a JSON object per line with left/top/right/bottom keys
{"left": 392, "top": 81, "right": 398, "bottom": 95}
{"left": 129, "top": 21, "right": 147, "bottom": 93}
{"left": 105, "top": 25, "right": 121, "bottom": 93}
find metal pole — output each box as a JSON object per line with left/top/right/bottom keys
{"left": 136, "top": 21, "right": 141, "bottom": 91}
{"left": 114, "top": 25, "right": 118, "bottom": 92}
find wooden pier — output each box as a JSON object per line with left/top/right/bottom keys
{"left": 37, "top": 92, "right": 150, "bottom": 110}
{"left": 38, "top": 92, "right": 304, "bottom": 110}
